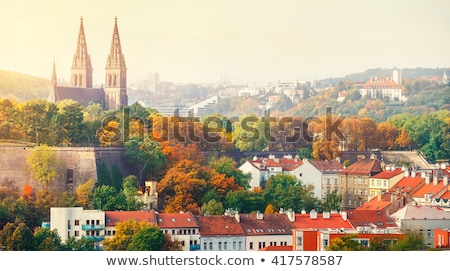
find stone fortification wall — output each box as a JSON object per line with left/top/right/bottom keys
{"left": 0, "top": 146, "right": 133, "bottom": 191}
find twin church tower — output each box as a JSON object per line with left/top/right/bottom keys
{"left": 49, "top": 17, "right": 128, "bottom": 110}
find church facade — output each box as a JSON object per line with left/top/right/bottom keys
{"left": 48, "top": 17, "right": 128, "bottom": 110}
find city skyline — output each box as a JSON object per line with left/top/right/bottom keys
{"left": 2, "top": 0, "right": 450, "bottom": 85}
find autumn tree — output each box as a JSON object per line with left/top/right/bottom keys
{"left": 208, "top": 156, "right": 251, "bottom": 189}
{"left": 25, "top": 144, "right": 59, "bottom": 191}
{"left": 76, "top": 179, "right": 95, "bottom": 208}
{"left": 102, "top": 219, "right": 152, "bottom": 251}
{"left": 33, "top": 227, "right": 63, "bottom": 251}
{"left": 326, "top": 234, "right": 366, "bottom": 251}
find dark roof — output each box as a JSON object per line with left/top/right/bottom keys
{"left": 341, "top": 158, "right": 383, "bottom": 176}
{"left": 238, "top": 213, "right": 294, "bottom": 236}
{"left": 53, "top": 86, "right": 105, "bottom": 107}
{"left": 196, "top": 215, "right": 246, "bottom": 236}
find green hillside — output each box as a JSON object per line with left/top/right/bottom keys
{"left": 0, "top": 70, "right": 51, "bottom": 101}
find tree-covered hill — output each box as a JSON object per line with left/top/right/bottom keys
{"left": 0, "top": 70, "right": 51, "bottom": 101}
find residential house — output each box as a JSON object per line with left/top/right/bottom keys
{"left": 196, "top": 215, "right": 246, "bottom": 251}
{"left": 369, "top": 167, "right": 405, "bottom": 199}
{"left": 338, "top": 157, "right": 383, "bottom": 209}
{"left": 411, "top": 170, "right": 449, "bottom": 206}
{"left": 391, "top": 204, "right": 450, "bottom": 248}
{"left": 434, "top": 228, "right": 450, "bottom": 248}
{"left": 296, "top": 159, "right": 343, "bottom": 199}
{"left": 104, "top": 210, "right": 157, "bottom": 238}
{"left": 345, "top": 209, "right": 400, "bottom": 234}
{"left": 233, "top": 211, "right": 294, "bottom": 251}
{"left": 156, "top": 212, "right": 200, "bottom": 251}
{"left": 239, "top": 154, "right": 303, "bottom": 190}
{"left": 355, "top": 192, "right": 408, "bottom": 215}
{"left": 292, "top": 229, "right": 405, "bottom": 251}
{"left": 50, "top": 207, "right": 105, "bottom": 249}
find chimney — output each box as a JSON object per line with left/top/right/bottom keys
{"left": 279, "top": 208, "right": 284, "bottom": 214}
{"left": 341, "top": 211, "right": 347, "bottom": 221}
{"left": 391, "top": 193, "right": 396, "bottom": 203}
{"left": 309, "top": 209, "right": 317, "bottom": 219}
{"left": 404, "top": 168, "right": 410, "bottom": 177}
{"left": 425, "top": 175, "right": 430, "bottom": 184}
{"left": 377, "top": 193, "right": 382, "bottom": 201}
{"left": 411, "top": 170, "right": 416, "bottom": 178}
{"left": 444, "top": 175, "right": 449, "bottom": 186}
{"left": 235, "top": 212, "right": 240, "bottom": 223}
{"left": 421, "top": 171, "right": 426, "bottom": 178}
{"left": 286, "top": 208, "right": 295, "bottom": 222}
{"left": 256, "top": 211, "right": 264, "bottom": 220}
{"left": 323, "top": 211, "right": 330, "bottom": 219}
{"left": 433, "top": 173, "right": 438, "bottom": 186}
{"left": 301, "top": 209, "right": 306, "bottom": 214}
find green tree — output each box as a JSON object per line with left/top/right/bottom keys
{"left": 326, "top": 234, "right": 366, "bottom": 251}
{"left": 263, "top": 174, "right": 319, "bottom": 213}
{"left": 225, "top": 190, "right": 266, "bottom": 213}
{"left": 54, "top": 99, "right": 86, "bottom": 145}
{"left": 321, "top": 189, "right": 342, "bottom": 211}
{"left": 232, "top": 114, "right": 267, "bottom": 152}
{"left": 128, "top": 225, "right": 165, "bottom": 251}
{"left": 122, "top": 175, "right": 144, "bottom": 211}
{"left": 391, "top": 231, "right": 426, "bottom": 251}
{"left": 33, "top": 227, "right": 62, "bottom": 251}
{"left": 92, "top": 185, "right": 126, "bottom": 211}
{"left": 63, "top": 236, "right": 95, "bottom": 251}
{"left": 200, "top": 199, "right": 224, "bottom": 215}
{"left": 25, "top": 144, "right": 59, "bottom": 191}
{"left": 208, "top": 156, "right": 251, "bottom": 189}
{"left": 124, "top": 134, "right": 166, "bottom": 185}
{"left": 9, "top": 222, "right": 35, "bottom": 250}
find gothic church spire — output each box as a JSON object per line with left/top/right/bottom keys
{"left": 71, "top": 16, "right": 93, "bottom": 88}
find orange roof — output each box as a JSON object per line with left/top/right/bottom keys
{"left": 363, "top": 78, "right": 402, "bottom": 89}
{"left": 155, "top": 212, "right": 199, "bottom": 228}
{"left": 371, "top": 168, "right": 404, "bottom": 179}
{"left": 439, "top": 190, "right": 450, "bottom": 199}
{"left": 356, "top": 193, "right": 395, "bottom": 211}
{"left": 340, "top": 158, "right": 382, "bottom": 176}
{"left": 105, "top": 210, "right": 157, "bottom": 226}
{"left": 346, "top": 210, "right": 397, "bottom": 229}
{"left": 196, "top": 215, "right": 245, "bottom": 236}
{"left": 412, "top": 180, "right": 448, "bottom": 198}
{"left": 292, "top": 213, "right": 353, "bottom": 229}
{"left": 389, "top": 175, "right": 424, "bottom": 193}
{"left": 260, "top": 245, "right": 293, "bottom": 251}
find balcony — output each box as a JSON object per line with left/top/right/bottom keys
{"left": 83, "top": 235, "right": 105, "bottom": 242}
{"left": 82, "top": 224, "right": 105, "bottom": 231}
{"left": 190, "top": 244, "right": 201, "bottom": 251}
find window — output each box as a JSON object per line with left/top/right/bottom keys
{"left": 74, "top": 220, "right": 79, "bottom": 226}
{"left": 203, "top": 242, "right": 207, "bottom": 251}
{"left": 224, "top": 242, "right": 227, "bottom": 250}
{"left": 209, "top": 242, "right": 212, "bottom": 250}
{"left": 297, "top": 237, "right": 303, "bottom": 246}
{"left": 66, "top": 169, "right": 74, "bottom": 183}
{"left": 238, "top": 241, "right": 242, "bottom": 250}
{"left": 74, "top": 231, "right": 79, "bottom": 237}
{"left": 249, "top": 242, "right": 253, "bottom": 250}
{"left": 218, "top": 242, "right": 222, "bottom": 250}
{"left": 233, "top": 241, "right": 236, "bottom": 249}
{"left": 358, "top": 176, "right": 362, "bottom": 184}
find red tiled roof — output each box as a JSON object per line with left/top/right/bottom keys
{"left": 156, "top": 213, "right": 199, "bottom": 228}
{"left": 238, "top": 213, "right": 294, "bottom": 235}
{"left": 249, "top": 157, "right": 303, "bottom": 171}
{"left": 346, "top": 210, "right": 397, "bottom": 229}
{"left": 340, "top": 158, "right": 382, "bottom": 175}
{"left": 356, "top": 193, "right": 395, "bottom": 211}
{"left": 389, "top": 175, "right": 424, "bottom": 193}
{"left": 260, "top": 245, "right": 293, "bottom": 251}
{"left": 363, "top": 78, "right": 402, "bottom": 89}
{"left": 292, "top": 213, "right": 353, "bottom": 229}
{"left": 439, "top": 190, "right": 450, "bottom": 199}
{"left": 412, "top": 180, "right": 448, "bottom": 198}
{"left": 310, "top": 160, "right": 343, "bottom": 173}
{"left": 196, "top": 215, "right": 245, "bottom": 236}
{"left": 371, "top": 168, "right": 404, "bottom": 179}
{"left": 105, "top": 210, "right": 157, "bottom": 226}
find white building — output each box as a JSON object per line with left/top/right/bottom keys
{"left": 239, "top": 154, "right": 303, "bottom": 190}
{"left": 296, "top": 159, "right": 343, "bottom": 199}
{"left": 50, "top": 207, "right": 105, "bottom": 248}
{"left": 359, "top": 69, "right": 407, "bottom": 101}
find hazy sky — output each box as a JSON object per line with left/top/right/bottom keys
{"left": 2, "top": 0, "right": 449, "bottom": 85}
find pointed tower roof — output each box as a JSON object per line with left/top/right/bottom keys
{"left": 106, "top": 17, "right": 127, "bottom": 69}
{"left": 51, "top": 60, "right": 57, "bottom": 87}
{"left": 71, "top": 16, "right": 92, "bottom": 71}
